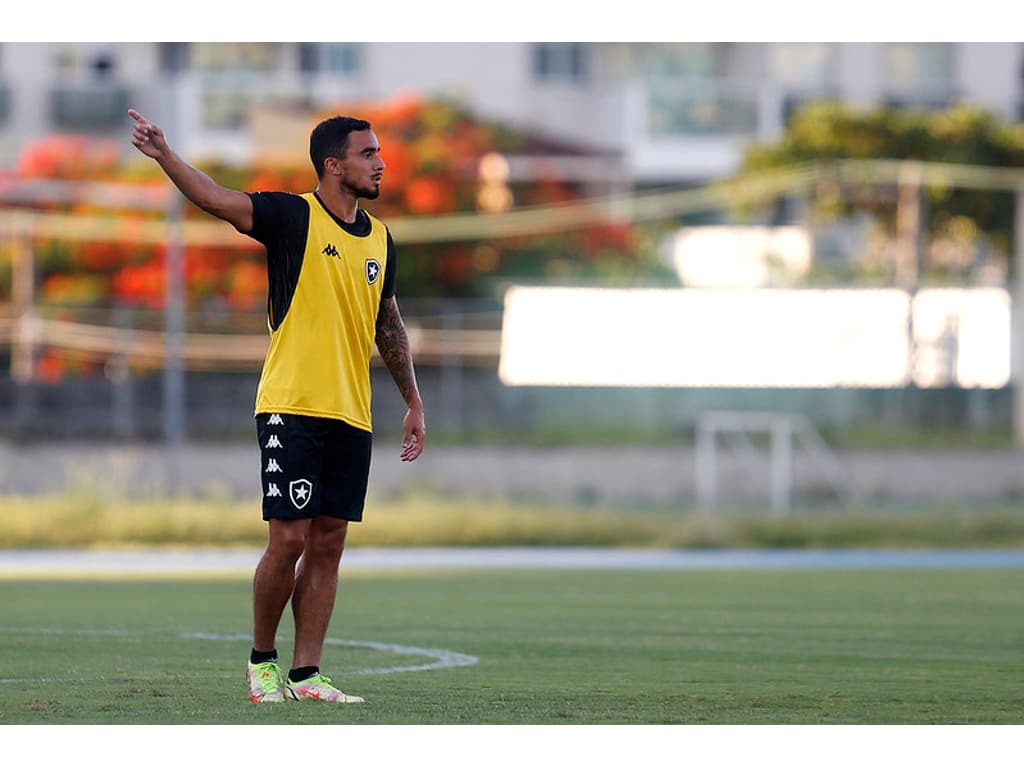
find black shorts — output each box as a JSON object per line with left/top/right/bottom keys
{"left": 256, "top": 412, "right": 373, "bottom": 522}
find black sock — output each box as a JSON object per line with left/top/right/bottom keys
{"left": 250, "top": 648, "right": 278, "bottom": 665}
{"left": 289, "top": 666, "right": 319, "bottom": 683}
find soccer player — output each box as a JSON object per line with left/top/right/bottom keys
{"left": 128, "top": 108, "right": 426, "bottom": 704}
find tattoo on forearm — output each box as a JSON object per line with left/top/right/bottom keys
{"left": 376, "top": 300, "right": 418, "bottom": 406}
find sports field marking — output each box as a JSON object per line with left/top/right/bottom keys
{"left": 0, "top": 627, "right": 132, "bottom": 636}
{"left": 0, "top": 627, "right": 478, "bottom": 683}
{"left": 182, "top": 632, "right": 480, "bottom": 675}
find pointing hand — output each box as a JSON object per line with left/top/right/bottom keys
{"left": 128, "top": 108, "right": 171, "bottom": 161}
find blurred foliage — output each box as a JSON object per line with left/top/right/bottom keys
{"left": 740, "top": 102, "right": 1024, "bottom": 282}
{"left": 19, "top": 98, "right": 1024, "bottom": 384}
{"left": 10, "top": 95, "right": 658, "bottom": 314}
{"left": 6, "top": 96, "right": 674, "bottom": 381}
{"left": 3, "top": 489, "right": 1024, "bottom": 549}
{"left": 744, "top": 102, "right": 1024, "bottom": 186}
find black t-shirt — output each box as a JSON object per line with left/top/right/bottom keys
{"left": 243, "top": 191, "right": 397, "bottom": 330}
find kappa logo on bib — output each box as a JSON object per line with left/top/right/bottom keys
{"left": 365, "top": 258, "right": 381, "bottom": 285}
{"left": 289, "top": 478, "right": 313, "bottom": 510}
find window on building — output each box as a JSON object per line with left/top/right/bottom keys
{"left": 47, "top": 44, "right": 128, "bottom": 130}
{"left": 771, "top": 43, "right": 837, "bottom": 123}
{"left": 201, "top": 91, "right": 250, "bottom": 130}
{"left": 298, "top": 43, "right": 363, "bottom": 74}
{"left": 192, "top": 42, "right": 279, "bottom": 71}
{"left": 91, "top": 50, "right": 116, "bottom": 79}
{"left": 299, "top": 43, "right": 317, "bottom": 72}
{"left": 886, "top": 43, "right": 953, "bottom": 88}
{"left": 159, "top": 43, "right": 190, "bottom": 73}
{"left": 187, "top": 44, "right": 281, "bottom": 129}
{"left": 532, "top": 43, "right": 589, "bottom": 83}
{"left": 625, "top": 43, "right": 722, "bottom": 77}
{"left": 0, "top": 47, "right": 7, "bottom": 126}
{"left": 51, "top": 44, "right": 119, "bottom": 80}
{"left": 884, "top": 43, "right": 955, "bottom": 109}
{"left": 1019, "top": 49, "right": 1024, "bottom": 122}
{"left": 628, "top": 44, "right": 755, "bottom": 135}
{"left": 770, "top": 43, "right": 834, "bottom": 88}
{"left": 648, "top": 81, "right": 758, "bottom": 135}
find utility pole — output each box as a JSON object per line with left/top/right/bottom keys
{"left": 896, "top": 162, "right": 926, "bottom": 394}
{"left": 11, "top": 226, "right": 37, "bottom": 438}
{"left": 163, "top": 194, "right": 186, "bottom": 488}
{"left": 1014, "top": 186, "right": 1024, "bottom": 445}
{"left": 10, "top": 229, "right": 35, "bottom": 384}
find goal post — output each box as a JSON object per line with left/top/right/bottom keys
{"left": 695, "top": 410, "right": 853, "bottom": 513}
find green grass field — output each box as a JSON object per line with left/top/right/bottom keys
{"left": 2, "top": 567, "right": 1022, "bottom": 725}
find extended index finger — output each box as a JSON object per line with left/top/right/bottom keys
{"left": 128, "top": 108, "right": 146, "bottom": 123}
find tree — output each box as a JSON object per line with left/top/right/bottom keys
{"left": 739, "top": 102, "right": 1024, "bottom": 284}
{"left": 10, "top": 97, "right": 654, "bottom": 311}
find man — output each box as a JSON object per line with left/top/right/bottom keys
{"left": 128, "top": 108, "right": 426, "bottom": 704}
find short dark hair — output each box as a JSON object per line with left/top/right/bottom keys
{"left": 309, "top": 115, "right": 372, "bottom": 179}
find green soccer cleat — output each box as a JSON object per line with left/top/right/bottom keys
{"left": 247, "top": 660, "right": 287, "bottom": 703}
{"left": 287, "top": 674, "right": 365, "bottom": 703}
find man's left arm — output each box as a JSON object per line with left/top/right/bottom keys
{"left": 375, "top": 296, "right": 426, "bottom": 462}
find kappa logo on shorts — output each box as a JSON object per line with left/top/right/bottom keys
{"left": 265, "top": 458, "right": 282, "bottom": 473}
{"left": 266, "top": 482, "right": 282, "bottom": 498}
{"left": 289, "top": 478, "right": 313, "bottom": 510}
{"left": 268, "top": 414, "right": 284, "bottom": 425}
{"left": 365, "top": 258, "right": 381, "bottom": 285}
{"left": 265, "top": 434, "right": 283, "bottom": 449}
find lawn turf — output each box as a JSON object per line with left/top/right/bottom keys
{"left": 1, "top": 569, "right": 1022, "bottom": 724}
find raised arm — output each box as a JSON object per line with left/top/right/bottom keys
{"left": 375, "top": 296, "right": 426, "bottom": 462}
{"left": 128, "top": 108, "right": 254, "bottom": 233}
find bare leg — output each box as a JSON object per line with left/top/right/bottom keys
{"left": 252, "top": 518, "right": 310, "bottom": 653}
{"left": 291, "top": 517, "right": 349, "bottom": 668}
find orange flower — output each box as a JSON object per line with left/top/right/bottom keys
{"left": 249, "top": 169, "right": 288, "bottom": 192}
{"left": 41, "top": 273, "right": 106, "bottom": 306}
{"left": 226, "top": 260, "right": 266, "bottom": 311}
{"left": 378, "top": 139, "right": 412, "bottom": 185}
{"left": 438, "top": 247, "right": 471, "bottom": 288}
{"left": 79, "top": 242, "right": 128, "bottom": 271}
{"left": 35, "top": 351, "right": 66, "bottom": 383}
{"left": 404, "top": 177, "right": 455, "bottom": 215}
{"left": 113, "top": 260, "right": 166, "bottom": 308}
{"left": 14, "top": 134, "right": 118, "bottom": 179}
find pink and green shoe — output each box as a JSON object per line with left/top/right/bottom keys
{"left": 287, "top": 673, "right": 364, "bottom": 703}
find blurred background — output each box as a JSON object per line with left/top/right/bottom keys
{"left": 1, "top": 41, "right": 1024, "bottom": 520}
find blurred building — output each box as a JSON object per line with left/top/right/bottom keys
{"left": 2, "top": 42, "right": 1023, "bottom": 455}
{"left": 0, "top": 42, "right": 1021, "bottom": 186}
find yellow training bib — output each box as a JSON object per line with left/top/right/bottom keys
{"left": 254, "top": 193, "right": 388, "bottom": 431}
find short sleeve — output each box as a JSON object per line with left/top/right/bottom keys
{"left": 244, "top": 191, "right": 308, "bottom": 245}
{"left": 244, "top": 191, "right": 310, "bottom": 331}
{"left": 381, "top": 227, "right": 397, "bottom": 299}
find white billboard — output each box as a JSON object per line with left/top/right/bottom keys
{"left": 498, "top": 286, "right": 1009, "bottom": 389}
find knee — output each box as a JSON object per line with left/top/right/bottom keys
{"left": 306, "top": 521, "right": 349, "bottom": 562}
{"left": 266, "top": 522, "right": 309, "bottom": 564}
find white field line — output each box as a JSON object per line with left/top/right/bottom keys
{"left": 182, "top": 632, "right": 480, "bottom": 675}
